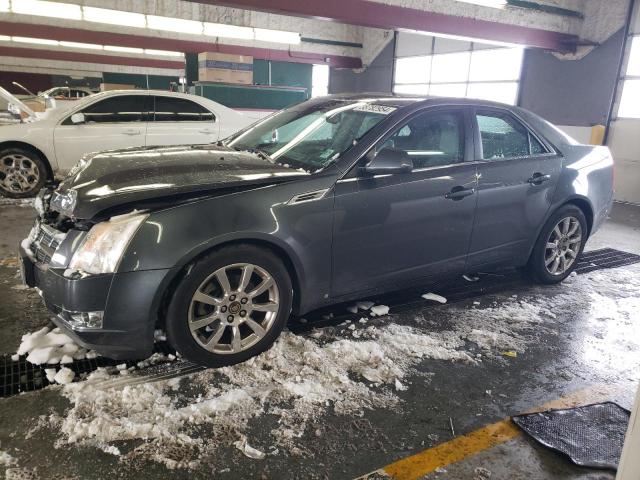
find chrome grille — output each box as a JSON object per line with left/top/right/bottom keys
{"left": 31, "top": 223, "right": 64, "bottom": 264}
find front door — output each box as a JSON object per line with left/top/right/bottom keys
{"left": 145, "top": 95, "right": 219, "bottom": 147}
{"left": 54, "top": 94, "right": 149, "bottom": 172}
{"left": 467, "top": 108, "right": 562, "bottom": 268}
{"left": 331, "top": 108, "right": 478, "bottom": 297}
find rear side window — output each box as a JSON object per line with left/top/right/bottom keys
{"left": 69, "top": 95, "right": 148, "bottom": 124}
{"left": 477, "top": 112, "right": 547, "bottom": 160}
{"left": 153, "top": 96, "right": 215, "bottom": 122}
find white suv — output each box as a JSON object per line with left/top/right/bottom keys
{"left": 0, "top": 89, "right": 253, "bottom": 197}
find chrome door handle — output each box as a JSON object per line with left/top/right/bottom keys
{"left": 445, "top": 187, "right": 475, "bottom": 200}
{"left": 122, "top": 129, "right": 141, "bottom": 136}
{"left": 527, "top": 173, "right": 551, "bottom": 185}
{"left": 198, "top": 129, "right": 215, "bottom": 134}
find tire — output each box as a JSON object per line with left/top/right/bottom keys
{"left": 528, "top": 204, "right": 587, "bottom": 284}
{"left": 0, "top": 147, "right": 48, "bottom": 198}
{"left": 166, "top": 244, "right": 293, "bottom": 367}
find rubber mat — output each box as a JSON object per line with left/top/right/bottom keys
{"left": 2, "top": 247, "right": 639, "bottom": 397}
{"left": 512, "top": 402, "right": 630, "bottom": 470}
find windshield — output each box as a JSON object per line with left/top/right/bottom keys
{"left": 227, "top": 99, "right": 396, "bottom": 171}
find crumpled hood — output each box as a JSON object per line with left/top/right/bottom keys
{"left": 52, "top": 144, "right": 308, "bottom": 219}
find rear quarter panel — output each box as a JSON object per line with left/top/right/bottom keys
{"left": 553, "top": 144, "right": 614, "bottom": 235}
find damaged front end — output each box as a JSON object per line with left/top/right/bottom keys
{"left": 19, "top": 186, "right": 159, "bottom": 359}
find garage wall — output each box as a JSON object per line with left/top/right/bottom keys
{"left": 518, "top": 28, "right": 625, "bottom": 130}
{"left": 329, "top": 39, "right": 395, "bottom": 94}
{"left": 607, "top": 1, "right": 640, "bottom": 205}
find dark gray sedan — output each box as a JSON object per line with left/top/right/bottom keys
{"left": 20, "top": 95, "right": 614, "bottom": 367}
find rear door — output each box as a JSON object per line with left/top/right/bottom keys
{"left": 53, "top": 93, "right": 150, "bottom": 172}
{"left": 331, "top": 107, "right": 478, "bottom": 297}
{"left": 145, "top": 95, "right": 219, "bottom": 147}
{"left": 467, "top": 107, "right": 562, "bottom": 269}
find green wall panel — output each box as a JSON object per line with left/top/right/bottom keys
{"left": 195, "top": 83, "right": 307, "bottom": 110}
{"left": 102, "top": 72, "right": 179, "bottom": 90}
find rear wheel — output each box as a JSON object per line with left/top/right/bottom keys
{"left": 528, "top": 205, "right": 587, "bottom": 284}
{"left": 0, "top": 148, "right": 48, "bottom": 198}
{"left": 166, "top": 245, "right": 293, "bottom": 367}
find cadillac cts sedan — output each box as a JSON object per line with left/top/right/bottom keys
{"left": 19, "top": 95, "right": 614, "bottom": 367}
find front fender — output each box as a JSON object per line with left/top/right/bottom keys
{"left": 118, "top": 176, "right": 337, "bottom": 314}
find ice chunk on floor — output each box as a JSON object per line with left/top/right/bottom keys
{"left": 421, "top": 293, "right": 447, "bottom": 304}
{"left": 369, "top": 305, "right": 389, "bottom": 316}
{"left": 233, "top": 437, "right": 266, "bottom": 460}
{"left": 16, "top": 326, "right": 97, "bottom": 365}
{"left": 356, "top": 301, "right": 375, "bottom": 311}
{"left": 53, "top": 367, "right": 75, "bottom": 385}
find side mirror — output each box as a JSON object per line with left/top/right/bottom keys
{"left": 362, "top": 148, "right": 413, "bottom": 175}
{"left": 70, "top": 112, "right": 85, "bottom": 125}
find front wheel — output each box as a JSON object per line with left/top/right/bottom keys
{"left": 166, "top": 245, "right": 293, "bottom": 367}
{"left": 0, "top": 148, "right": 48, "bottom": 198}
{"left": 528, "top": 205, "right": 587, "bottom": 284}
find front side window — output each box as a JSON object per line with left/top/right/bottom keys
{"left": 476, "top": 112, "right": 545, "bottom": 160}
{"left": 154, "top": 96, "right": 214, "bottom": 122}
{"left": 227, "top": 100, "right": 396, "bottom": 171}
{"left": 378, "top": 110, "right": 465, "bottom": 169}
{"left": 71, "top": 95, "right": 148, "bottom": 124}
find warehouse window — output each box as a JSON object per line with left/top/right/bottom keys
{"left": 312, "top": 64, "right": 329, "bottom": 97}
{"left": 393, "top": 45, "right": 523, "bottom": 105}
{"left": 618, "top": 36, "right": 640, "bottom": 118}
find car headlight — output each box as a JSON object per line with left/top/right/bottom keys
{"left": 68, "top": 212, "right": 148, "bottom": 274}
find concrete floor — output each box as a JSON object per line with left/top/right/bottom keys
{"left": 0, "top": 201, "right": 638, "bottom": 480}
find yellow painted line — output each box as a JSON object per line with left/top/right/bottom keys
{"left": 360, "top": 384, "right": 618, "bottom": 480}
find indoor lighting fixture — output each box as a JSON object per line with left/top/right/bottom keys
{"left": 104, "top": 45, "right": 144, "bottom": 54}
{"left": 12, "top": 0, "right": 82, "bottom": 20}
{"left": 254, "top": 28, "right": 300, "bottom": 45}
{"left": 82, "top": 6, "right": 146, "bottom": 28}
{"left": 203, "top": 22, "right": 254, "bottom": 40}
{"left": 12, "top": 36, "right": 59, "bottom": 46}
{"left": 144, "top": 49, "right": 184, "bottom": 57}
{"left": 59, "top": 41, "right": 103, "bottom": 50}
{"left": 0, "top": 35, "right": 10, "bottom": 41}
{"left": 455, "top": 0, "right": 507, "bottom": 7}
{"left": 5, "top": 1, "right": 302, "bottom": 46}
{"left": 147, "top": 15, "right": 203, "bottom": 35}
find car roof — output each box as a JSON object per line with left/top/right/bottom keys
{"left": 318, "top": 93, "right": 518, "bottom": 110}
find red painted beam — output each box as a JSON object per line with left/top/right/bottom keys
{"left": 0, "top": 21, "right": 362, "bottom": 68}
{"left": 0, "top": 46, "right": 184, "bottom": 69}
{"left": 185, "top": 0, "right": 578, "bottom": 52}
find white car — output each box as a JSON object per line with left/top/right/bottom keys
{"left": 0, "top": 89, "right": 253, "bottom": 197}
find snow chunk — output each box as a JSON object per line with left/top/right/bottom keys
{"left": 53, "top": 367, "right": 75, "bottom": 385}
{"left": 369, "top": 305, "right": 389, "bottom": 316}
{"left": 0, "top": 450, "right": 16, "bottom": 467}
{"left": 356, "top": 301, "right": 375, "bottom": 311}
{"left": 234, "top": 436, "right": 266, "bottom": 460}
{"left": 16, "top": 326, "right": 95, "bottom": 365}
{"left": 421, "top": 292, "right": 447, "bottom": 304}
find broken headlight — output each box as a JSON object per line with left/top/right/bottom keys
{"left": 50, "top": 189, "right": 77, "bottom": 216}
{"left": 68, "top": 212, "right": 148, "bottom": 274}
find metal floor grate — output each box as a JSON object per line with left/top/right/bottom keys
{"left": 1, "top": 247, "right": 639, "bottom": 397}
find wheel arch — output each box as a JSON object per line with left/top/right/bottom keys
{"left": 154, "top": 236, "right": 305, "bottom": 330}
{"left": 524, "top": 195, "right": 594, "bottom": 265}
{"left": 0, "top": 140, "right": 54, "bottom": 181}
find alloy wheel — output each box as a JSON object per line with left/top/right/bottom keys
{"left": 544, "top": 216, "right": 582, "bottom": 276}
{"left": 0, "top": 154, "right": 41, "bottom": 194}
{"left": 188, "top": 263, "right": 280, "bottom": 354}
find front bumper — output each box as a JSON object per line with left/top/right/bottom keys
{"left": 20, "top": 244, "right": 170, "bottom": 360}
